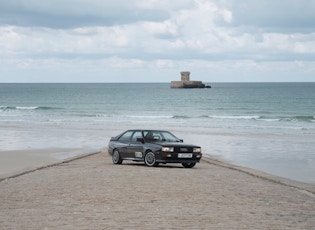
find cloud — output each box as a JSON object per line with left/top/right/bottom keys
{"left": 0, "top": 0, "right": 315, "bottom": 82}
{"left": 222, "top": 0, "right": 315, "bottom": 32}
{"left": 0, "top": 0, "right": 170, "bottom": 28}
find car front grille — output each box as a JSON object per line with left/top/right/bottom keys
{"left": 175, "top": 147, "right": 193, "bottom": 153}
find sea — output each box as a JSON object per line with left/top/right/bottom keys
{"left": 1, "top": 83, "right": 315, "bottom": 183}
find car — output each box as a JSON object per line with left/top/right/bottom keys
{"left": 108, "top": 129, "right": 202, "bottom": 168}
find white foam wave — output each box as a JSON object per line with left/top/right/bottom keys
{"left": 127, "top": 115, "right": 173, "bottom": 119}
{"left": 208, "top": 115, "right": 260, "bottom": 120}
{"left": 16, "top": 106, "right": 39, "bottom": 110}
{"left": 0, "top": 106, "right": 39, "bottom": 110}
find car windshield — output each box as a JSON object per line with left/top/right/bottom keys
{"left": 143, "top": 130, "right": 180, "bottom": 142}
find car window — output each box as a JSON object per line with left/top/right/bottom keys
{"left": 144, "top": 131, "right": 162, "bottom": 141}
{"left": 152, "top": 132, "right": 163, "bottom": 140}
{"left": 161, "top": 131, "right": 179, "bottom": 142}
{"left": 131, "top": 131, "right": 142, "bottom": 142}
{"left": 118, "top": 131, "right": 133, "bottom": 142}
{"left": 143, "top": 130, "right": 180, "bottom": 142}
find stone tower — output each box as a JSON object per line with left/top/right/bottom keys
{"left": 171, "top": 71, "right": 207, "bottom": 88}
{"left": 181, "top": 71, "right": 190, "bottom": 82}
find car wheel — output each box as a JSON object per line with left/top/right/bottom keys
{"left": 112, "top": 149, "right": 123, "bottom": 164}
{"left": 182, "top": 163, "right": 196, "bottom": 168}
{"left": 144, "top": 151, "right": 159, "bottom": 167}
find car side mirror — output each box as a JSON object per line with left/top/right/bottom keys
{"left": 137, "top": 137, "right": 145, "bottom": 143}
{"left": 179, "top": 139, "right": 183, "bottom": 142}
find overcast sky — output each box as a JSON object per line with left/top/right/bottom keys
{"left": 1, "top": 0, "right": 315, "bottom": 82}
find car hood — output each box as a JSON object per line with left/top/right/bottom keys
{"left": 148, "top": 141, "right": 200, "bottom": 148}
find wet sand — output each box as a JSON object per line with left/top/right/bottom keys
{"left": 0, "top": 148, "right": 99, "bottom": 177}
{"left": 1, "top": 150, "right": 315, "bottom": 229}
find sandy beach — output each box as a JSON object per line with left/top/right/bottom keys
{"left": 1, "top": 150, "right": 315, "bottom": 229}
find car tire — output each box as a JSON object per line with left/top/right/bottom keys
{"left": 144, "top": 151, "right": 159, "bottom": 167}
{"left": 112, "top": 149, "right": 123, "bottom": 164}
{"left": 182, "top": 163, "right": 196, "bottom": 168}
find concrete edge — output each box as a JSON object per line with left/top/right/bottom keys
{"left": 0, "top": 151, "right": 101, "bottom": 183}
{"left": 202, "top": 158, "right": 315, "bottom": 195}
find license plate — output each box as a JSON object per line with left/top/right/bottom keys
{"left": 178, "top": 153, "right": 192, "bottom": 158}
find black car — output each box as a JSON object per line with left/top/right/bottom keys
{"left": 108, "top": 130, "right": 202, "bottom": 168}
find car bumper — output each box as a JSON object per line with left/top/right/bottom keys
{"left": 155, "top": 152, "right": 202, "bottom": 164}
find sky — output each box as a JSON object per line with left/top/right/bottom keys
{"left": 1, "top": 0, "right": 315, "bottom": 83}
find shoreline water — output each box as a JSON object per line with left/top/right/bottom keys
{"left": 0, "top": 148, "right": 101, "bottom": 178}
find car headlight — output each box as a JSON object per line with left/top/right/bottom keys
{"left": 162, "top": 147, "right": 174, "bottom": 152}
{"left": 193, "top": 147, "right": 201, "bottom": 153}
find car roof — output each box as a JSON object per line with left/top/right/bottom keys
{"left": 126, "top": 129, "right": 169, "bottom": 132}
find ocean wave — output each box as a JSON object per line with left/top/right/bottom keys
{"left": 76, "top": 114, "right": 110, "bottom": 118}
{"left": 0, "top": 106, "right": 60, "bottom": 111}
{"left": 112, "top": 114, "right": 315, "bottom": 122}
{"left": 127, "top": 115, "right": 173, "bottom": 119}
{"left": 208, "top": 115, "right": 260, "bottom": 120}
{"left": 208, "top": 115, "right": 315, "bottom": 122}
{"left": 279, "top": 115, "right": 315, "bottom": 122}
{"left": 172, "top": 115, "right": 191, "bottom": 119}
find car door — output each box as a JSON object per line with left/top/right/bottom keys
{"left": 116, "top": 130, "right": 133, "bottom": 158}
{"left": 128, "top": 131, "right": 144, "bottom": 159}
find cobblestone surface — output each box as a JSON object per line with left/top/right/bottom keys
{"left": 1, "top": 151, "right": 315, "bottom": 229}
